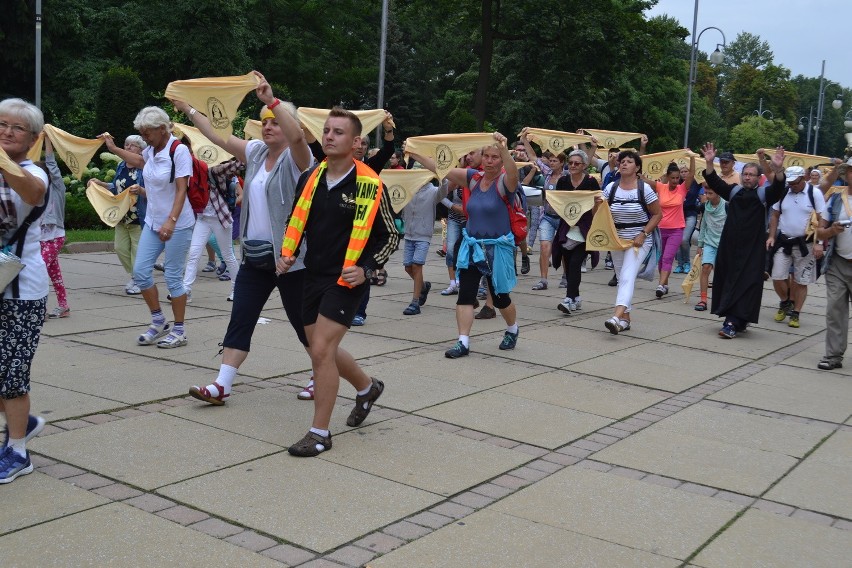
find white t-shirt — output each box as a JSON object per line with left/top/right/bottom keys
{"left": 3, "top": 162, "right": 49, "bottom": 300}
{"left": 244, "top": 140, "right": 302, "bottom": 242}
{"left": 772, "top": 184, "right": 826, "bottom": 238}
{"left": 603, "top": 181, "right": 658, "bottom": 240}
{"left": 833, "top": 205, "right": 852, "bottom": 259}
{"left": 142, "top": 135, "right": 195, "bottom": 231}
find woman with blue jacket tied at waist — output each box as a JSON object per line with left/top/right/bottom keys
{"left": 412, "top": 132, "right": 521, "bottom": 358}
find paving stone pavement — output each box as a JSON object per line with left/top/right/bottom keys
{"left": 2, "top": 245, "right": 850, "bottom": 567}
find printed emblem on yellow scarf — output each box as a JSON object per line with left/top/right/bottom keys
{"left": 27, "top": 132, "right": 44, "bottom": 162}
{"left": 42, "top": 124, "right": 103, "bottom": 180}
{"left": 680, "top": 253, "right": 702, "bottom": 302}
{"left": 379, "top": 169, "right": 438, "bottom": 213}
{"left": 0, "top": 147, "right": 25, "bottom": 177}
{"left": 736, "top": 150, "right": 832, "bottom": 170}
{"left": 544, "top": 190, "right": 601, "bottom": 225}
{"left": 517, "top": 128, "right": 591, "bottom": 156}
{"left": 173, "top": 123, "right": 233, "bottom": 165}
{"left": 243, "top": 119, "right": 263, "bottom": 141}
{"left": 165, "top": 72, "right": 260, "bottom": 142}
{"left": 641, "top": 149, "right": 700, "bottom": 181}
{"left": 581, "top": 129, "right": 644, "bottom": 149}
{"left": 403, "top": 133, "right": 495, "bottom": 180}
{"left": 297, "top": 108, "right": 395, "bottom": 143}
{"left": 585, "top": 201, "right": 634, "bottom": 251}
{"left": 85, "top": 180, "right": 136, "bottom": 227}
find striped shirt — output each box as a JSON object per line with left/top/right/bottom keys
{"left": 603, "top": 181, "right": 658, "bottom": 240}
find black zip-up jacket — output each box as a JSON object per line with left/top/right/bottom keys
{"left": 291, "top": 163, "right": 399, "bottom": 278}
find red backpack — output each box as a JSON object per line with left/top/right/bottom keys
{"left": 169, "top": 140, "right": 210, "bottom": 215}
{"left": 462, "top": 171, "right": 528, "bottom": 245}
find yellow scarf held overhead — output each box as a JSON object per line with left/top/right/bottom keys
{"left": 403, "top": 133, "right": 495, "bottom": 181}
{"left": 281, "top": 160, "right": 384, "bottom": 288}
{"left": 585, "top": 201, "right": 634, "bottom": 252}
{"left": 297, "top": 108, "right": 395, "bottom": 143}
{"left": 641, "top": 149, "right": 700, "bottom": 181}
{"left": 379, "top": 169, "right": 438, "bottom": 213}
{"left": 243, "top": 119, "right": 263, "bottom": 141}
{"left": 164, "top": 72, "right": 260, "bottom": 142}
{"left": 85, "top": 180, "right": 137, "bottom": 227}
{"left": 43, "top": 124, "right": 103, "bottom": 180}
{"left": 27, "top": 132, "right": 44, "bottom": 162}
{"left": 544, "top": 190, "right": 601, "bottom": 225}
{"left": 0, "top": 147, "right": 25, "bottom": 177}
{"left": 518, "top": 128, "right": 592, "bottom": 157}
{"left": 173, "top": 123, "right": 233, "bottom": 165}
{"left": 581, "top": 129, "right": 644, "bottom": 149}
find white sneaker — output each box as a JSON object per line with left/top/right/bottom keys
{"left": 605, "top": 316, "right": 623, "bottom": 335}
{"left": 557, "top": 298, "right": 573, "bottom": 315}
{"left": 156, "top": 331, "right": 188, "bottom": 349}
{"left": 441, "top": 282, "right": 458, "bottom": 295}
{"left": 125, "top": 284, "right": 141, "bottom": 295}
{"left": 227, "top": 292, "right": 234, "bottom": 302}
{"left": 619, "top": 319, "right": 631, "bottom": 331}
{"left": 580, "top": 260, "right": 588, "bottom": 273}
{"left": 573, "top": 297, "right": 582, "bottom": 310}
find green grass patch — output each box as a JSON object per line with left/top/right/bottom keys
{"left": 64, "top": 228, "right": 114, "bottom": 244}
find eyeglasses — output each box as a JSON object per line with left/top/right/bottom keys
{"left": 567, "top": 161, "right": 584, "bottom": 166}
{"left": 0, "top": 121, "right": 31, "bottom": 135}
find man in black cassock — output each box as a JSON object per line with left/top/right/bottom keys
{"left": 701, "top": 143, "right": 784, "bottom": 339}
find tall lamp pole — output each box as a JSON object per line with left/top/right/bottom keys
{"left": 35, "top": 0, "right": 42, "bottom": 108}
{"left": 813, "top": 60, "right": 842, "bottom": 155}
{"left": 683, "top": 1, "right": 726, "bottom": 147}
{"left": 375, "top": 0, "right": 389, "bottom": 144}
{"left": 798, "top": 108, "right": 813, "bottom": 154}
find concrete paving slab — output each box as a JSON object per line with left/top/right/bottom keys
{"left": 368, "top": 509, "right": 681, "bottom": 568}
{"left": 765, "top": 431, "right": 852, "bottom": 517}
{"left": 493, "top": 467, "right": 740, "bottom": 560}
{"left": 356, "top": 318, "right": 458, "bottom": 344}
{"left": 656, "top": 323, "right": 802, "bottom": 359}
{"left": 692, "top": 509, "right": 852, "bottom": 568}
{"left": 322, "top": 419, "right": 529, "bottom": 496}
{"left": 653, "top": 405, "right": 832, "bottom": 458}
{"left": 567, "top": 342, "right": 749, "bottom": 392}
{"left": 29, "top": 413, "right": 280, "bottom": 490}
{"left": 0, "top": 502, "right": 282, "bottom": 567}
{"left": 159, "top": 453, "right": 440, "bottom": 553}
{"left": 496, "top": 371, "right": 667, "bottom": 419}
{"left": 567, "top": 305, "right": 711, "bottom": 341}
{"left": 420, "top": 391, "right": 612, "bottom": 448}
{"left": 163, "top": 387, "right": 358, "bottom": 445}
{"left": 28, "top": 382, "right": 126, "bottom": 422}
{"left": 709, "top": 366, "right": 852, "bottom": 422}
{"left": 0, "top": 472, "right": 109, "bottom": 534}
{"left": 360, "top": 368, "right": 483, "bottom": 412}
{"left": 594, "top": 427, "right": 797, "bottom": 496}
{"left": 780, "top": 338, "right": 852, "bottom": 377}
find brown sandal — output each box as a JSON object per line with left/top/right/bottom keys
{"left": 347, "top": 378, "right": 384, "bottom": 426}
{"left": 288, "top": 430, "right": 332, "bottom": 457}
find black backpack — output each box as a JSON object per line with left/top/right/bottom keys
{"left": 607, "top": 179, "right": 651, "bottom": 229}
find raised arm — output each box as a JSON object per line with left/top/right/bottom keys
{"left": 366, "top": 111, "right": 396, "bottom": 172}
{"left": 100, "top": 134, "right": 145, "bottom": 169}
{"left": 683, "top": 152, "right": 696, "bottom": 188}
{"left": 819, "top": 160, "right": 842, "bottom": 193}
{"left": 495, "top": 132, "right": 518, "bottom": 192}
{"left": 702, "top": 142, "right": 734, "bottom": 200}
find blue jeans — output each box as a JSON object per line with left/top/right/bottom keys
{"left": 677, "top": 214, "right": 698, "bottom": 266}
{"left": 133, "top": 224, "right": 193, "bottom": 296}
{"left": 445, "top": 218, "right": 463, "bottom": 268}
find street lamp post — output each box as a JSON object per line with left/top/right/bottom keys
{"left": 798, "top": 106, "right": 813, "bottom": 154}
{"left": 754, "top": 97, "right": 773, "bottom": 120}
{"left": 375, "top": 0, "right": 389, "bottom": 144}
{"left": 844, "top": 110, "right": 852, "bottom": 130}
{"left": 813, "top": 60, "right": 842, "bottom": 155}
{"left": 35, "top": 0, "right": 42, "bottom": 108}
{"left": 683, "top": 0, "right": 726, "bottom": 147}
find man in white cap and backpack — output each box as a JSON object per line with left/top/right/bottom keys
{"left": 765, "top": 165, "right": 827, "bottom": 328}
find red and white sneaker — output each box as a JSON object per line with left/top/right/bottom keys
{"left": 297, "top": 379, "right": 315, "bottom": 400}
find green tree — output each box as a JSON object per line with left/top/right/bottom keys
{"left": 95, "top": 67, "right": 144, "bottom": 143}
{"left": 727, "top": 115, "right": 797, "bottom": 153}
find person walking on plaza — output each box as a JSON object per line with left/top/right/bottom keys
{"left": 694, "top": 183, "right": 726, "bottom": 312}
{"left": 400, "top": 178, "right": 446, "bottom": 315}
{"left": 766, "top": 166, "right": 826, "bottom": 328}
{"left": 102, "top": 107, "right": 195, "bottom": 348}
{"left": 41, "top": 137, "right": 71, "bottom": 318}
{"left": 815, "top": 164, "right": 852, "bottom": 370}
{"left": 702, "top": 143, "right": 784, "bottom": 338}
{"left": 171, "top": 72, "right": 313, "bottom": 406}
{"left": 650, "top": 157, "right": 695, "bottom": 299}
{"left": 278, "top": 108, "right": 399, "bottom": 456}
{"left": 0, "top": 98, "right": 49, "bottom": 483}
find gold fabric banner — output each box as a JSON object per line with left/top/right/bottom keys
{"left": 641, "top": 149, "right": 699, "bottom": 180}
{"left": 379, "top": 169, "right": 439, "bottom": 213}
{"left": 173, "top": 123, "right": 233, "bottom": 165}
{"left": 681, "top": 253, "right": 702, "bottom": 302}
{"left": 519, "top": 128, "right": 591, "bottom": 156}
{"left": 544, "top": 190, "right": 600, "bottom": 225}
{"left": 85, "top": 180, "right": 136, "bottom": 227}
{"left": 582, "top": 129, "right": 644, "bottom": 148}
{"left": 585, "top": 201, "right": 633, "bottom": 251}
{"left": 825, "top": 185, "right": 848, "bottom": 198}
{"left": 0, "top": 147, "right": 25, "bottom": 177}
{"left": 27, "top": 132, "right": 44, "bottom": 162}
{"left": 297, "top": 108, "right": 395, "bottom": 143}
{"left": 404, "top": 133, "right": 495, "bottom": 180}
{"left": 43, "top": 124, "right": 103, "bottom": 180}
{"left": 165, "top": 72, "right": 260, "bottom": 142}
{"left": 734, "top": 151, "right": 832, "bottom": 169}
{"left": 243, "top": 119, "right": 263, "bottom": 141}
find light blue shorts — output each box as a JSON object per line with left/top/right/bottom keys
{"left": 701, "top": 244, "right": 718, "bottom": 267}
{"left": 539, "top": 214, "right": 559, "bottom": 242}
{"left": 403, "top": 239, "right": 430, "bottom": 266}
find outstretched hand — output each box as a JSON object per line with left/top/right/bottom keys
{"left": 771, "top": 146, "right": 785, "bottom": 171}
{"left": 253, "top": 71, "right": 275, "bottom": 106}
{"left": 702, "top": 142, "right": 716, "bottom": 164}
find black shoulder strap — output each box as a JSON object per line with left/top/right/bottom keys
{"left": 6, "top": 186, "right": 50, "bottom": 298}
{"left": 607, "top": 179, "right": 620, "bottom": 205}
{"left": 168, "top": 139, "right": 181, "bottom": 184}
{"left": 636, "top": 179, "right": 650, "bottom": 217}
{"left": 807, "top": 183, "right": 816, "bottom": 209}
{"left": 729, "top": 184, "right": 743, "bottom": 200}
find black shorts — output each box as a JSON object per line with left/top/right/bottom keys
{"left": 302, "top": 272, "right": 368, "bottom": 328}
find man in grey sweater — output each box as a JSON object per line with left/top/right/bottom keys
{"left": 401, "top": 177, "right": 447, "bottom": 315}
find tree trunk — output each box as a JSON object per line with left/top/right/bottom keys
{"left": 474, "top": 0, "right": 494, "bottom": 130}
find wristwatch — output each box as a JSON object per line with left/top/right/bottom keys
{"left": 363, "top": 267, "right": 376, "bottom": 281}
{"left": 643, "top": 230, "right": 652, "bottom": 238}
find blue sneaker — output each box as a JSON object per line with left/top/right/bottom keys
{"left": 445, "top": 341, "right": 470, "bottom": 359}
{"left": 499, "top": 330, "right": 519, "bottom": 350}
{"left": 682, "top": 262, "right": 691, "bottom": 274}
{"left": 2, "top": 414, "right": 45, "bottom": 448}
{"left": 719, "top": 324, "right": 737, "bottom": 339}
{"left": 0, "top": 446, "right": 33, "bottom": 484}
{"left": 673, "top": 264, "right": 684, "bottom": 274}
{"left": 351, "top": 315, "right": 366, "bottom": 326}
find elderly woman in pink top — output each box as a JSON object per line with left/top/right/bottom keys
{"left": 650, "top": 155, "right": 695, "bottom": 298}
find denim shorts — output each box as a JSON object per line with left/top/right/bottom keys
{"left": 538, "top": 214, "right": 559, "bottom": 242}
{"left": 403, "top": 239, "right": 430, "bottom": 266}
